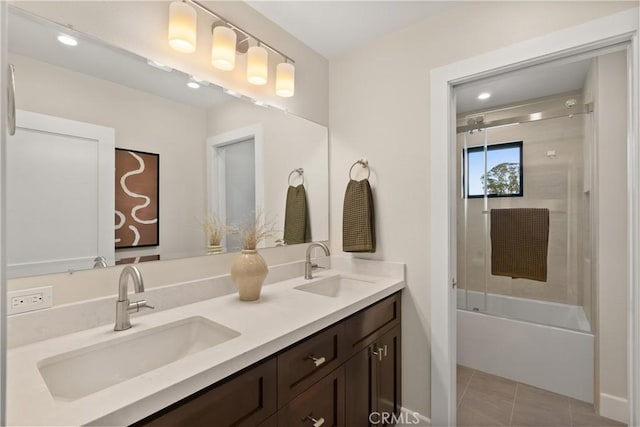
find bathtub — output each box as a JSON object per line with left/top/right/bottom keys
{"left": 457, "top": 290, "right": 594, "bottom": 402}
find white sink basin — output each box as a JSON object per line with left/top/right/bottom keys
{"left": 295, "top": 275, "right": 373, "bottom": 297}
{"left": 38, "top": 316, "right": 240, "bottom": 401}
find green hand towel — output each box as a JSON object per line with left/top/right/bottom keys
{"left": 343, "top": 179, "right": 376, "bottom": 252}
{"left": 283, "top": 184, "right": 311, "bottom": 245}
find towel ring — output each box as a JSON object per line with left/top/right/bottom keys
{"left": 288, "top": 168, "right": 304, "bottom": 186}
{"left": 349, "top": 159, "right": 370, "bottom": 180}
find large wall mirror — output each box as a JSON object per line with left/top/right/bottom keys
{"left": 7, "top": 7, "right": 329, "bottom": 279}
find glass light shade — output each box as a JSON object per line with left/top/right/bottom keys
{"left": 247, "top": 46, "right": 268, "bottom": 85}
{"left": 168, "top": 1, "right": 197, "bottom": 53}
{"left": 211, "top": 26, "right": 237, "bottom": 71}
{"left": 276, "top": 62, "right": 295, "bottom": 97}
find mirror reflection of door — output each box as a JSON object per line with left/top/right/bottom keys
{"left": 216, "top": 138, "right": 256, "bottom": 252}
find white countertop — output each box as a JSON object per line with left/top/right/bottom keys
{"left": 7, "top": 259, "right": 404, "bottom": 426}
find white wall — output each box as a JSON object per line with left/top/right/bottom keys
{"left": 207, "top": 98, "right": 329, "bottom": 245}
{"left": 10, "top": 54, "right": 208, "bottom": 263}
{"left": 329, "top": 1, "right": 636, "bottom": 419}
{"left": 14, "top": 1, "right": 329, "bottom": 126}
{"left": 593, "top": 51, "right": 629, "bottom": 422}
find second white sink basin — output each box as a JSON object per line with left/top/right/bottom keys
{"left": 295, "top": 275, "right": 373, "bottom": 298}
{"left": 38, "top": 316, "right": 240, "bottom": 401}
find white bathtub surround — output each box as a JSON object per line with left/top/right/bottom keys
{"left": 6, "top": 257, "right": 404, "bottom": 426}
{"left": 457, "top": 289, "right": 590, "bottom": 332}
{"left": 457, "top": 309, "right": 594, "bottom": 402}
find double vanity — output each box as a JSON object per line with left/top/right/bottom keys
{"left": 7, "top": 257, "right": 404, "bottom": 426}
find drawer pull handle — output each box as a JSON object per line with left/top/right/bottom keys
{"left": 304, "top": 415, "right": 325, "bottom": 427}
{"left": 306, "top": 355, "right": 326, "bottom": 367}
{"left": 371, "top": 345, "right": 387, "bottom": 361}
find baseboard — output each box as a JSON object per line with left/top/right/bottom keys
{"left": 599, "top": 393, "right": 628, "bottom": 424}
{"left": 395, "top": 406, "right": 431, "bottom": 426}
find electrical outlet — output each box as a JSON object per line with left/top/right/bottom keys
{"left": 8, "top": 286, "right": 53, "bottom": 315}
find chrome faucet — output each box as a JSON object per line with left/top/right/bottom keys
{"left": 305, "top": 242, "right": 331, "bottom": 279}
{"left": 114, "top": 265, "right": 154, "bottom": 331}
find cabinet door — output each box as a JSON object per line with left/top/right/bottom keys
{"left": 345, "top": 346, "right": 374, "bottom": 427}
{"left": 278, "top": 366, "right": 345, "bottom": 427}
{"left": 134, "top": 358, "right": 277, "bottom": 427}
{"left": 345, "top": 325, "right": 402, "bottom": 427}
{"left": 345, "top": 293, "right": 401, "bottom": 356}
{"left": 375, "top": 326, "right": 401, "bottom": 426}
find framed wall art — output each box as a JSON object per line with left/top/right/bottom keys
{"left": 115, "top": 148, "right": 159, "bottom": 248}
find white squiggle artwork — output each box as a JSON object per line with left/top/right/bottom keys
{"left": 128, "top": 225, "right": 140, "bottom": 246}
{"left": 120, "top": 152, "right": 158, "bottom": 225}
{"left": 114, "top": 210, "right": 125, "bottom": 243}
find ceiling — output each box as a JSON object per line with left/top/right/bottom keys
{"left": 245, "top": 1, "right": 455, "bottom": 58}
{"left": 455, "top": 58, "right": 592, "bottom": 114}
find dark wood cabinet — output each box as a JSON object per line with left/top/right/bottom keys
{"left": 132, "top": 292, "right": 401, "bottom": 427}
{"left": 345, "top": 326, "right": 401, "bottom": 427}
{"left": 133, "top": 358, "right": 277, "bottom": 427}
{"left": 277, "top": 323, "right": 346, "bottom": 407}
{"left": 278, "top": 366, "right": 345, "bottom": 427}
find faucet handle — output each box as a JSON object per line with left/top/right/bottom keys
{"left": 128, "top": 299, "right": 155, "bottom": 313}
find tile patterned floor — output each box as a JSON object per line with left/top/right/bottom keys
{"left": 457, "top": 365, "right": 626, "bottom": 427}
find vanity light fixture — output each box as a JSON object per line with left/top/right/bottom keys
{"left": 187, "top": 81, "right": 200, "bottom": 89}
{"left": 478, "top": 92, "right": 492, "bottom": 100}
{"left": 168, "top": 1, "right": 197, "bottom": 53}
{"left": 57, "top": 34, "right": 78, "bottom": 46}
{"left": 211, "top": 25, "right": 237, "bottom": 71}
{"left": 247, "top": 45, "right": 268, "bottom": 85}
{"left": 276, "top": 61, "right": 295, "bottom": 97}
{"left": 169, "top": 0, "right": 295, "bottom": 97}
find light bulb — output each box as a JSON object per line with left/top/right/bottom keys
{"left": 276, "top": 62, "right": 295, "bottom": 97}
{"left": 247, "top": 45, "right": 268, "bottom": 85}
{"left": 168, "top": 1, "right": 197, "bottom": 53}
{"left": 211, "top": 26, "right": 237, "bottom": 71}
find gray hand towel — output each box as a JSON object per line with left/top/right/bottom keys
{"left": 490, "top": 208, "right": 549, "bottom": 282}
{"left": 283, "top": 184, "right": 311, "bottom": 245}
{"left": 343, "top": 179, "right": 376, "bottom": 252}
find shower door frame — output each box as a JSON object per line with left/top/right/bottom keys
{"left": 429, "top": 8, "right": 640, "bottom": 426}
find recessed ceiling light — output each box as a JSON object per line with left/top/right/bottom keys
{"left": 187, "top": 82, "right": 200, "bottom": 89}
{"left": 477, "top": 92, "right": 491, "bottom": 100}
{"left": 57, "top": 34, "right": 78, "bottom": 46}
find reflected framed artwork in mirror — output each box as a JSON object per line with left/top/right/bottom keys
{"left": 115, "top": 148, "right": 160, "bottom": 249}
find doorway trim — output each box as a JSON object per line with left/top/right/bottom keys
{"left": 429, "top": 8, "right": 639, "bottom": 426}
{"left": 206, "top": 124, "right": 265, "bottom": 248}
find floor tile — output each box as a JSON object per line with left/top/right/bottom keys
{"left": 511, "top": 384, "right": 571, "bottom": 426}
{"left": 457, "top": 390, "right": 514, "bottom": 426}
{"left": 457, "top": 370, "right": 516, "bottom": 426}
{"left": 570, "top": 398, "right": 596, "bottom": 415}
{"left": 467, "top": 370, "right": 518, "bottom": 401}
{"left": 457, "top": 365, "right": 474, "bottom": 404}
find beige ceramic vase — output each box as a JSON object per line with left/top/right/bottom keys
{"left": 230, "top": 249, "right": 268, "bottom": 301}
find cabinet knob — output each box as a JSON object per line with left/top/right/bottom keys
{"left": 306, "top": 355, "right": 326, "bottom": 367}
{"left": 304, "top": 415, "right": 325, "bottom": 427}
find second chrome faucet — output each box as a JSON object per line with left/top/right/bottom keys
{"left": 114, "top": 265, "right": 154, "bottom": 331}
{"left": 304, "top": 242, "right": 331, "bottom": 280}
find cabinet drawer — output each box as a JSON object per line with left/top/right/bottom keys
{"left": 134, "top": 358, "right": 277, "bottom": 427}
{"left": 345, "top": 293, "right": 401, "bottom": 355}
{"left": 278, "top": 323, "right": 346, "bottom": 406}
{"left": 278, "top": 366, "right": 345, "bottom": 427}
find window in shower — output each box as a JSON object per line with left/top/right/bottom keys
{"left": 463, "top": 141, "right": 523, "bottom": 198}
